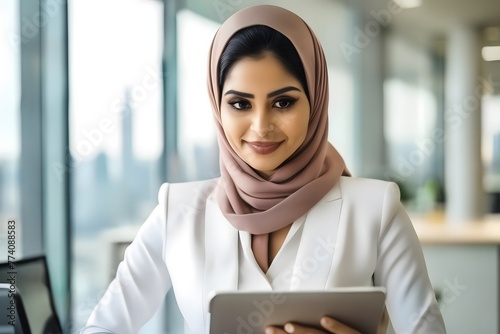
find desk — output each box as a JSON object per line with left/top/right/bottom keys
{"left": 410, "top": 212, "right": 500, "bottom": 334}
{"left": 412, "top": 211, "right": 500, "bottom": 244}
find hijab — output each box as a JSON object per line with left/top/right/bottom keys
{"left": 207, "top": 5, "right": 349, "bottom": 271}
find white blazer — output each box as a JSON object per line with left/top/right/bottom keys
{"left": 83, "top": 176, "right": 446, "bottom": 334}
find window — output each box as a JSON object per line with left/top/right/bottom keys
{"left": 482, "top": 95, "right": 500, "bottom": 176}
{"left": 177, "top": 9, "right": 220, "bottom": 181}
{"left": 384, "top": 79, "right": 438, "bottom": 191}
{"left": 0, "top": 0, "right": 21, "bottom": 262}
{"left": 68, "top": 0, "right": 164, "bottom": 330}
{"left": 482, "top": 94, "right": 500, "bottom": 212}
{"left": 383, "top": 32, "right": 442, "bottom": 211}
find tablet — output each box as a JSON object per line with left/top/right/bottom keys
{"left": 208, "top": 287, "right": 386, "bottom": 334}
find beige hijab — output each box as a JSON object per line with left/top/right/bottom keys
{"left": 207, "top": 5, "right": 349, "bottom": 271}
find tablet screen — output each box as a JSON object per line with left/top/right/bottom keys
{"left": 208, "top": 287, "right": 386, "bottom": 334}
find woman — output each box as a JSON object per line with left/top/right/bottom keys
{"left": 83, "top": 5, "right": 446, "bottom": 334}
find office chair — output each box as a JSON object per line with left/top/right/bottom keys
{"left": 0, "top": 256, "right": 63, "bottom": 334}
{"left": 0, "top": 283, "right": 30, "bottom": 334}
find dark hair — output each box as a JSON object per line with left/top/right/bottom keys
{"left": 218, "top": 25, "right": 309, "bottom": 99}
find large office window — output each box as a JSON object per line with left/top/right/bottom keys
{"left": 384, "top": 32, "right": 442, "bottom": 211}
{"left": 0, "top": 0, "right": 21, "bottom": 262}
{"left": 384, "top": 79, "right": 438, "bottom": 190}
{"left": 482, "top": 95, "right": 500, "bottom": 171}
{"left": 68, "top": 0, "right": 164, "bottom": 330}
{"left": 483, "top": 95, "right": 500, "bottom": 175}
{"left": 483, "top": 94, "right": 500, "bottom": 212}
{"left": 177, "top": 9, "right": 220, "bottom": 181}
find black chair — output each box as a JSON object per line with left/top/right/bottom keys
{"left": 0, "top": 256, "right": 63, "bottom": 334}
{"left": 0, "top": 283, "right": 30, "bottom": 334}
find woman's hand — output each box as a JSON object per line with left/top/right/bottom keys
{"left": 265, "top": 316, "right": 362, "bottom": 334}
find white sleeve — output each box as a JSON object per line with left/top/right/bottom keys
{"left": 81, "top": 184, "right": 172, "bottom": 334}
{"left": 374, "top": 183, "right": 447, "bottom": 334}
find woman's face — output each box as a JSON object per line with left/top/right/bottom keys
{"left": 220, "top": 53, "right": 310, "bottom": 177}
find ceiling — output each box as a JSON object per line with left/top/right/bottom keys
{"left": 183, "top": 0, "right": 500, "bottom": 59}
{"left": 184, "top": 0, "right": 500, "bottom": 40}
{"left": 182, "top": 0, "right": 500, "bottom": 91}
{"left": 359, "top": 0, "right": 500, "bottom": 41}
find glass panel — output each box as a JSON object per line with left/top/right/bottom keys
{"left": 177, "top": 9, "right": 220, "bottom": 181}
{"left": 384, "top": 33, "right": 441, "bottom": 212}
{"left": 482, "top": 94, "right": 500, "bottom": 212}
{"left": 384, "top": 78, "right": 439, "bottom": 211}
{"left": 0, "top": 0, "right": 21, "bottom": 262}
{"left": 68, "top": 0, "right": 164, "bottom": 330}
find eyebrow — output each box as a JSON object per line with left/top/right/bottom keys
{"left": 223, "top": 86, "right": 301, "bottom": 99}
{"left": 267, "top": 86, "right": 301, "bottom": 98}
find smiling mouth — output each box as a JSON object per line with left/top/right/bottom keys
{"left": 246, "top": 141, "right": 283, "bottom": 155}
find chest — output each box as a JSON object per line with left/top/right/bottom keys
{"left": 164, "top": 192, "right": 379, "bottom": 331}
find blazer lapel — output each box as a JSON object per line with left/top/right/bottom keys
{"left": 202, "top": 194, "right": 239, "bottom": 326}
{"left": 290, "top": 183, "right": 343, "bottom": 290}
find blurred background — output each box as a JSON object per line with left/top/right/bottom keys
{"left": 0, "top": 0, "right": 499, "bottom": 332}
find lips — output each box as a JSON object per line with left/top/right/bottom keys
{"left": 246, "top": 141, "right": 282, "bottom": 155}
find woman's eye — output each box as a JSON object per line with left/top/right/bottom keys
{"left": 273, "top": 98, "right": 296, "bottom": 109}
{"left": 229, "top": 100, "right": 251, "bottom": 110}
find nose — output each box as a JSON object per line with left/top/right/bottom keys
{"left": 250, "top": 107, "right": 274, "bottom": 137}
